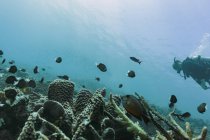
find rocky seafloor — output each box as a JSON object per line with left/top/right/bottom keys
{"left": 0, "top": 70, "right": 209, "bottom": 140}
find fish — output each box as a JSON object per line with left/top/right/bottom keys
{"left": 1, "top": 58, "right": 6, "bottom": 64}
{"left": 20, "top": 68, "right": 26, "bottom": 72}
{"left": 0, "top": 50, "right": 3, "bottom": 56}
{"left": 121, "top": 95, "right": 150, "bottom": 124}
{"left": 97, "top": 63, "right": 107, "bottom": 72}
{"left": 101, "top": 88, "right": 106, "bottom": 97}
{"left": 9, "top": 60, "right": 15, "bottom": 64}
{"left": 27, "top": 80, "right": 36, "bottom": 88}
{"left": 41, "top": 68, "right": 46, "bottom": 71}
{"left": 197, "top": 103, "right": 207, "bottom": 114}
{"left": 55, "top": 57, "right": 62, "bottom": 63}
{"left": 95, "top": 77, "right": 100, "bottom": 81}
{"left": 33, "top": 66, "right": 39, "bottom": 74}
{"left": 82, "top": 85, "right": 86, "bottom": 88}
{"left": 8, "top": 65, "right": 17, "bottom": 73}
{"left": 15, "top": 79, "right": 27, "bottom": 89}
{"left": 119, "top": 84, "right": 123, "bottom": 88}
{"left": 130, "top": 57, "right": 142, "bottom": 64}
{"left": 172, "top": 112, "right": 191, "bottom": 121}
{"left": 169, "top": 95, "right": 177, "bottom": 108}
{"left": 39, "top": 77, "right": 44, "bottom": 83}
{"left": 5, "top": 76, "right": 18, "bottom": 84}
{"left": 127, "top": 70, "right": 135, "bottom": 78}
{"left": 57, "top": 75, "right": 69, "bottom": 80}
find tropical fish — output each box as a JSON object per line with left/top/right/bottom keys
{"left": 127, "top": 70, "right": 135, "bottom": 78}
{"left": 130, "top": 57, "right": 142, "bottom": 64}
{"left": 121, "top": 95, "right": 150, "bottom": 124}
{"left": 197, "top": 103, "right": 207, "bottom": 114}
{"left": 97, "top": 63, "right": 107, "bottom": 72}
{"left": 5, "top": 76, "right": 17, "bottom": 84}
{"left": 9, "top": 60, "right": 15, "bottom": 64}
{"left": 172, "top": 112, "right": 191, "bottom": 121}
{"left": 169, "top": 95, "right": 177, "bottom": 108}
{"left": 33, "top": 66, "right": 39, "bottom": 74}
{"left": 20, "top": 68, "right": 26, "bottom": 72}
{"left": 8, "top": 65, "right": 17, "bottom": 73}
{"left": 39, "top": 77, "right": 44, "bottom": 83}
{"left": 55, "top": 57, "right": 62, "bottom": 63}
{"left": 119, "top": 84, "right": 123, "bottom": 88}
{"left": 27, "top": 80, "right": 36, "bottom": 88}
{"left": 95, "top": 77, "right": 100, "bottom": 81}
{"left": 1, "top": 58, "right": 6, "bottom": 64}
{"left": 0, "top": 50, "right": 3, "bottom": 56}
{"left": 15, "top": 79, "right": 27, "bottom": 89}
{"left": 57, "top": 75, "right": 69, "bottom": 80}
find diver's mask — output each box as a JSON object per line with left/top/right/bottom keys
{"left": 173, "top": 57, "right": 182, "bottom": 74}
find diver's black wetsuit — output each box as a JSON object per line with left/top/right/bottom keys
{"left": 182, "top": 56, "right": 210, "bottom": 86}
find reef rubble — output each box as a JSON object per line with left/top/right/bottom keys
{"left": 0, "top": 79, "right": 209, "bottom": 140}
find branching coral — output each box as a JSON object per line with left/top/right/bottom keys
{"left": 1, "top": 79, "right": 208, "bottom": 140}
{"left": 18, "top": 112, "right": 70, "bottom": 140}
{"left": 72, "top": 92, "right": 104, "bottom": 140}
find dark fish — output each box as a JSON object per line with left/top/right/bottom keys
{"left": 9, "top": 60, "right": 15, "bottom": 64}
{"left": 127, "top": 70, "right": 135, "bottom": 78}
{"left": 8, "top": 65, "right": 17, "bottom": 73}
{"left": 121, "top": 95, "right": 150, "bottom": 124}
{"left": 169, "top": 95, "right": 177, "bottom": 108}
{"left": 15, "top": 79, "right": 27, "bottom": 89}
{"left": 181, "top": 112, "right": 191, "bottom": 118}
{"left": 1, "top": 58, "right": 6, "bottom": 64}
{"left": 119, "top": 84, "right": 123, "bottom": 88}
{"left": 82, "top": 85, "right": 86, "bottom": 88}
{"left": 55, "top": 57, "right": 62, "bottom": 63}
{"left": 4, "top": 88, "right": 18, "bottom": 101}
{"left": 0, "top": 50, "right": 3, "bottom": 56}
{"left": 172, "top": 112, "right": 191, "bottom": 121}
{"left": 97, "top": 63, "right": 107, "bottom": 72}
{"left": 57, "top": 75, "right": 69, "bottom": 80}
{"left": 28, "top": 80, "right": 36, "bottom": 88}
{"left": 5, "top": 76, "right": 17, "bottom": 84}
{"left": 20, "top": 68, "right": 26, "bottom": 72}
{"left": 100, "top": 88, "right": 106, "bottom": 97}
{"left": 41, "top": 68, "right": 46, "bottom": 71}
{"left": 33, "top": 66, "right": 39, "bottom": 74}
{"left": 39, "top": 77, "right": 44, "bottom": 83}
{"left": 95, "top": 77, "right": 100, "bottom": 81}
{"left": 197, "top": 103, "right": 207, "bottom": 114}
{"left": 130, "top": 57, "right": 142, "bottom": 64}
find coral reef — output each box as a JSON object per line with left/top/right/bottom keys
{"left": 0, "top": 78, "right": 209, "bottom": 140}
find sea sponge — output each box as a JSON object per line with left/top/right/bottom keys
{"left": 74, "top": 89, "right": 92, "bottom": 116}
{"left": 48, "top": 79, "right": 74, "bottom": 105}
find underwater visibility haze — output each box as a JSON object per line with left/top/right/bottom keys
{"left": 1, "top": 0, "right": 210, "bottom": 139}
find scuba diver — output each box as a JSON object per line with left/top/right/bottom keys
{"left": 173, "top": 55, "right": 210, "bottom": 90}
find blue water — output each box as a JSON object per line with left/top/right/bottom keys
{"left": 1, "top": 0, "right": 210, "bottom": 120}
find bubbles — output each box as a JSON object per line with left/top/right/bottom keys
{"left": 190, "top": 33, "right": 210, "bottom": 57}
